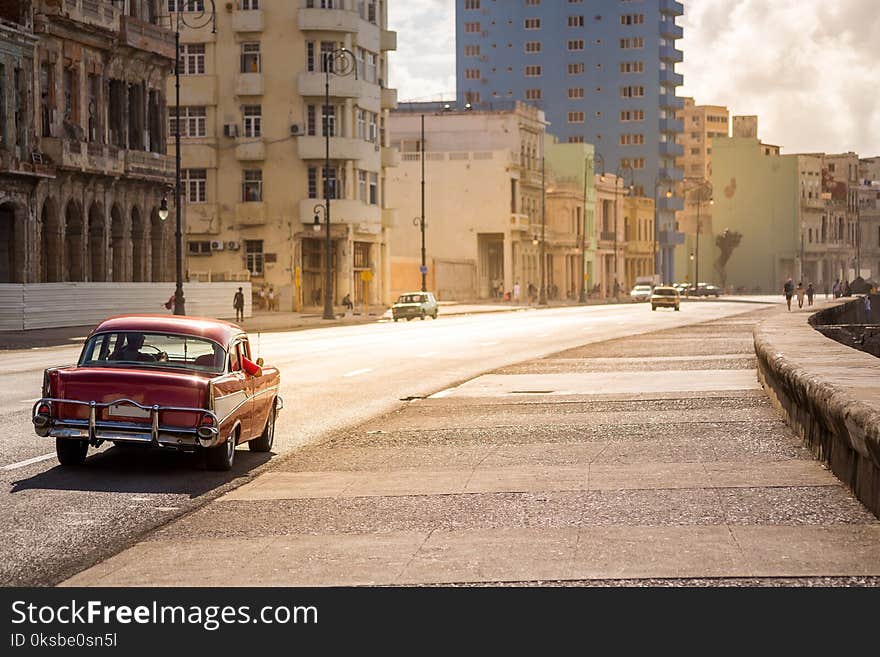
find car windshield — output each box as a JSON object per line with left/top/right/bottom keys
{"left": 397, "top": 295, "right": 425, "bottom": 304}
{"left": 79, "top": 331, "right": 227, "bottom": 374}
{"left": 633, "top": 285, "right": 652, "bottom": 291}
{"left": 654, "top": 288, "right": 677, "bottom": 296}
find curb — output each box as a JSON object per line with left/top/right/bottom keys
{"left": 753, "top": 300, "right": 880, "bottom": 517}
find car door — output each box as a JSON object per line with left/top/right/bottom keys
{"left": 211, "top": 344, "right": 249, "bottom": 442}
{"left": 234, "top": 339, "right": 258, "bottom": 440}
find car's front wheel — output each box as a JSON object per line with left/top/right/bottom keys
{"left": 675, "top": 305, "right": 680, "bottom": 311}
{"left": 56, "top": 438, "right": 88, "bottom": 466}
{"left": 249, "top": 404, "right": 276, "bottom": 453}
{"left": 205, "top": 434, "right": 235, "bottom": 471}
{"left": 651, "top": 306, "right": 657, "bottom": 311}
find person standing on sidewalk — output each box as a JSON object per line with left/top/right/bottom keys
{"left": 806, "top": 283, "right": 815, "bottom": 307}
{"left": 513, "top": 281, "right": 521, "bottom": 303}
{"left": 233, "top": 287, "right": 245, "bottom": 323}
{"left": 783, "top": 278, "right": 794, "bottom": 311}
{"left": 795, "top": 281, "right": 805, "bottom": 308}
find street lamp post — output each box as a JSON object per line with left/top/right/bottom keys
{"left": 681, "top": 179, "right": 712, "bottom": 290}
{"left": 161, "top": 0, "right": 216, "bottom": 316}
{"left": 539, "top": 155, "right": 547, "bottom": 305}
{"left": 320, "top": 48, "right": 357, "bottom": 320}
{"left": 579, "top": 155, "right": 595, "bottom": 303}
{"left": 614, "top": 165, "right": 634, "bottom": 295}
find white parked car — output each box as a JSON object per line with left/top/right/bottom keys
{"left": 630, "top": 284, "right": 653, "bottom": 303}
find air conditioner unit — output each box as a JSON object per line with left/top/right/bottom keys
{"left": 226, "top": 240, "right": 241, "bottom": 251}
{"left": 290, "top": 124, "right": 302, "bottom": 136}
{"left": 223, "top": 124, "right": 239, "bottom": 138}
{"left": 210, "top": 240, "right": 225, "bottom": 251}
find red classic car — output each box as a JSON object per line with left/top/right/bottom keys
{"left": 32, "top": 315, "right": 283, "bottom": 471}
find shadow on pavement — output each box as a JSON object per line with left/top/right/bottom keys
{"left": 8, "top": 444, "right": 272, "bottom": 497}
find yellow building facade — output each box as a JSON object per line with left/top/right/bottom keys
{"left": 170, "top": 0, "right": 397, "bottom": 310}
{"left": 624, "top": 195, "right": 656, "bottom": 288}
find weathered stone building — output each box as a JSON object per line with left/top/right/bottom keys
{"left": 0, "top": 0, "right": 174, "bottom": 284}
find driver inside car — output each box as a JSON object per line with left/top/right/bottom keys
{"left": 113, "top": 333, "right": 161, "bottom": 362}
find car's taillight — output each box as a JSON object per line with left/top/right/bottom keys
{"left": 38, "top": 403, "right": 51, "bottom": 416}
{"left": 201, "top": 414, "right": 214, "bottom": 427}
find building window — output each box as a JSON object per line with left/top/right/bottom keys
{"left": 243, "top": 170, "right": 262, "bottom": 202}
{"left": 525, "top": 41, "right": 541, "bottom": 53}
{"left": 465, "top": 68, "right": 481, "bottom": 80}
{"left": 170, "top": 106, "right": 207, "bottom": 138}
{"left": 243, "top": 105, "right": 261, "bottom": 138}
{"left": 308, "top": 167, "right": 318, "bottom": 198}
{"left": 357, "top": 170, "right": 368, "bottom": 201}
{"left": 369, "top": 172, "right": 378, "bottom": 205}
{"left": 241, "top": 0, "right": 259, "bottom": 9}
{"left": 464, "top": 21, "right": 480, "bottom": 33}
{"left": 524, "top": 18, "right": 540, "bottom": 29}
{"left": 619, "top": 37, "right": 644, "bottom": 49}
{"left": 245, "top": 240, "right": 263, "bottom": 277}
{"left": 183, "top": 168, "right": 207, "bottom": 203}
{"left": 188, "top": 240, "right": 212, "bottom": 255}
{"left": 567, "top": 63, "right": 584, "bottom": 75}
{"left": 620, "top": 14, "right": 644, "bottom": 25}
{"left": 620, "top": 61, "right": 644, "bottom": 73}
{"left": 464, "top": 0, "right": 480, "bottom": 8}
{"left": 568, "top": 87, "right": 584, "bottom": 99}
{"left": 525, "top": 65, "right": 542, "bottom": 77}
{"left": 169, "top": 0, "right": 205, "bottom": 10}
{"left": 180, "top": 43, "right": 206, "bottom": 75}
{"left": 567, "top": 136, "right": 584, "bottom": 143}
{"left": 620, "top": 85, "right": 644, "bottom": 97}
{"left": 525, "top": 88, "right": 542, "bottom": 100}
{"left": 567, "top": 111, "right": 584, "bottom": 123}
{"left": 464, "top": 44, "right": 480, "bottom": 56}
{"left": 322, "top": 104, "right": 337, "bottom": 137}
{"left": 567, "top": 39, "right": 584, "bottom": 51}
{"left": 620, "top": 110, "right": 644, "bottom": 122}
{"left": 241, "top": 42, "right": 260, "bottom": 73}
{"left": 567, "top": 16, "right": 584, "bottom": 27}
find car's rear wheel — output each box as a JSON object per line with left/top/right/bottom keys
{"left": 205, "top": 432, "right": 235, "bottom": 471}
{"left": 675, "top": 305, "right": 680, "bottom": 311}
{"left": 432, "top": 312, "right": 438, "bottom": 319}
{"left": 56, "top": 438, "right": 88, "bottom": 466}
{"left": 420, "top": 312, "right": 426, "bottom": 320}
{"left": 652, "top": 305, "right": 657, "bottom": 311}
{"left": 249, "top": 404, "right": 276, "bottom": 453}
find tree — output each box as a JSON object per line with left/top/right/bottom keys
{"left": 714, "top": 229, "right": 742, "bottom": 290}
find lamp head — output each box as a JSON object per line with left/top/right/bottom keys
{"left": 158, "top": 197, "right": 169, "bottom": 222}
{"left": 313, "top": 214, "right": 321, "bottom": 232}
{"left": 532, "top": 235, "right": 539, "bottom": 246}
{"left": 464, "top": 103, "right": 472, "bottom": 111}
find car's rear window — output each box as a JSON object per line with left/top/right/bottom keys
{"left": 653, "top": 288, "right": 677, "bottom": 296}
{"left": 79, "top": 332, "right": 226, "bottom": 373}
{"left": 398, "top": 295, "right": 425, "bottom": 303}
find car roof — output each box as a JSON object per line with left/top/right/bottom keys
{"left": 90, "top": 315, "right": 244, "bottom": 347}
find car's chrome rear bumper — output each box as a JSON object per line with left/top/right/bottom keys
{"left": 32, "top": 398, "right": 223, "bottom": 449}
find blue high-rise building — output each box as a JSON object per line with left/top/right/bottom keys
{"left": 455, "top": 0, "right": 685, "bottom": 282}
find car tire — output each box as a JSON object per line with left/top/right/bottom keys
{"left": 420, "top": 312, "right": 426, "bottom": 320}
{"left": 249, "top": 404, "right": 275, "bottom": 453}
{"left": 432, "top": 312, "right": 438, "bottom": 319}
{"left": 651, "top": 306, "right": 657, "bottom": 311}
{"left": 205, "top": 433, "right": 235, "bottom": 471}
{"left": 406, "top": 317, "right": 412, "bottom": 321}
{"left": 393, "top": 318, "right": 398, "bottom": 322}
{"left": 675, "top": 305, "right": 680, "bottom": 311}
{"left": 56, "top": 438, "right": 88, "bottom": 466}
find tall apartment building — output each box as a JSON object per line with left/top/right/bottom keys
{"left": 673, "top": 97, "right": 729, "bottom": 284}
{"left": 174, "top": 0, "right": 398, "bottom": 310}
{"left": 1, "top": 0, "right": 175, "bottom": 284}
{"left": 455, "top": 0, "right": 685, "bottom": 283}
{"left": 387, "top": 101, "right": 595, "bottom": 301}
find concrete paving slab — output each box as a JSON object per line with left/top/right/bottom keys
{"left": 588, "top": 463, "right": 709, "bottom": 490}
{"left": 220, "top": 471, "right": 362, "bottom": 501}
{"left": 704, "top": 461, "right": 839, "bottom": 488}
{"left": 441, "top": 370, "right": 761, "bottom": 397}
{"left": 465, "top": 466, "right": 588, "bottom": 494}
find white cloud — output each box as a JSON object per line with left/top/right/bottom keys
{"left": 388, "top": 0, "right": 880, "bottom": 155}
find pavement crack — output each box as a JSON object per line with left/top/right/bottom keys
{"left": 394, "top": 528, "right": 437, "bottom": 585}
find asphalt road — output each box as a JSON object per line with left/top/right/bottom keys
{"left": 0, "top": 299, "right": 778, "bottom": 585}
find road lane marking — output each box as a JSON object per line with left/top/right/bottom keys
{"left": 429, "top": 387, "right": 458, "bottom": 399}
{"left": 343, "top": 368, "right": 373, "bottom": 378}
{"left": 2, "top": 452, "right": 56, "bottom": 471}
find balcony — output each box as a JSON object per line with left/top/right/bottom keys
{"left": 235, "top": 73, "right": 263, "bottom": 97}
{"left": 660, "top": 0, "right": 685, "bottom": 16}
{"left": 381, "top": 87, "right": 398, "bottom": 110}
{"left": 657, "top": 195, "right": 683, "bottom": 212}
{"left": 381, "top": 146, "right": 400, "bottom": 168}
{"left": 660, "top": 117, "right": 684, "bottom": 133}
{"left": 53, "top": 0, "right": 120, "bottom": 32}
{"left": 660, "top": 21, "right": 684, "bottom": 40}
{"left": 659, "top": 167, "right": 684, "bottom": 182}
{"left": 659, "top": 94, "right": 684, "bottom": 110}
{"left": 659, "top": 141, "right": 684, "bottom": 158}
{"left": 660, "top": 46, "right": 684, "bottom": 63}
{"left": 235, "top": 138, "right": 266, "bottom": 161}
{"left": 510, "top": 213, "right": 530, "bottom": 232}
{"left": 380, "top": 29, "right": 397, "bottom": 51}
{"left": 297, "top": 71, "right": 364, "bottom": 99}
{"left": 658, "top": 230, "right": 685, "bottom": 246}
{"left": 42, "top": 138, "right": 127, "bottom": 176}
{"left": 236, "top": 202, "right": 267, "bottom": 226}
{"left": 124, "top": 150, "right": 174, "bottom": 182}
{"left": 660, "top": 68, "right": 684, "bottom": 88}
{"left": 297, "top": 135, "right": 379, "bottom": 163}
{"left": 232, "top": 9, "right": 264, "bottom": 32}
{"left": 298, "top": 8, "right": 359, "bottom": 33}
{"left": 120, "top": 15, "right": 175, "bottom": 60}
{"left": 298, "top": 199, "right": 381, "bottom": 229}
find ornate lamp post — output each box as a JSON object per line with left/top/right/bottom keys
{"left": 681, "top": 179, "right": 713, "bottom": 290}
{"left": 614, "top": 164, "right": 634, "bottom": 295}
{"left": 320, "top": 48, "right": 357, "bottom": 320}
{"left": 158, "top": 1, "right": 217, "bottom": 316}
{"left": 580, "top": 153, "right": 602, "bottom": 303}
{"left": 539, "top": 154, "right": 547, "bottom": 305}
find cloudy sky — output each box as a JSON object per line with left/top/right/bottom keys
{"left": 388, "top": 0, "right": 880, "bottom": 156}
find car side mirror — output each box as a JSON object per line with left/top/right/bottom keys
{"left": 240, "top": 356, "right": 263, "bottom": 377}
{"left": 256, "top": 357, "right": 264, "bottom": 367}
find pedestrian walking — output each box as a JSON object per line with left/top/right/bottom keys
{"left": 832, "top": 279, "right": 840, "bottom": 298}
{"left": 233, "top": 286, "right": 245, "bottom": 322}
{"left": 513, "top": 281, "right": 521, "bottom": 303}
{"left": 527, "top": 282, "right": 537, "bottom": 305}
{"left": 806, "top": 283, "right": 814, "bottom": 307}
{"left": 267, "top": 286, "right": 276, "bottom": 311}
{"left": 795, "top": 281, "right": 805, "bottom": 309}
{"left": 865, "top": 294, "right": 872, "bottom": 318}
{"left": 613, "top": 279, "right": 621, "bottom": 301}
{"left": 783, "top": 278, "right": 794, "bottom": 311}
{"left": 342, "top": 293, "right": 353, "bottom": 312}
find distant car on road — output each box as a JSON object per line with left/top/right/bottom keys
{"left": 629, "top": 284, "right": 653, "bottom": 303}
{"left": 673, "top": 282, "right": 690, "bottom": 294}
{"left": 32, "top": 315, "right": 283, "bottom": 471}
{"left": 651, "top": 286, "right": 681, "bottom": 311}
{"left": 392, "top": 292, "right": 439, "bottom": 321}
{"left": 689, "top": 283, "right": 722, "bottom": 297}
